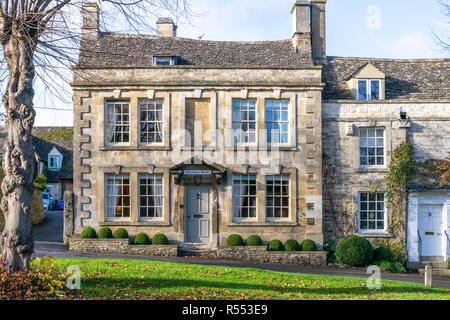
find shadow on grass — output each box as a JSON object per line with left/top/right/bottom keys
{"left": 79, "top": 276, "right": 444, "bottom": 296}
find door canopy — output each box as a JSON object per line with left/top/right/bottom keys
{"left": 170, "top": 157, "right": 227, "bottom": 185}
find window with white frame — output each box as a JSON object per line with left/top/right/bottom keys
{"left": 105, "top": 101, "right": 130, "bottom": 143}
{"left": 359, "top": 192, "right": 386, "bottom": 232}
{"left": 232, "top": 175, "right": 257, "bottom": 219}
{"left": 139, "top": 99, "right": 164, "bottom": 144}
{"left": 105, "top": 174, "right": 130, "bottom": 220}
{"left": 357, "top": 79, "right": 381, "bottom": 101}
{"left": 265, "top": 100, "right": 289, "bottom": 144}
{"left": 266, "top": 175, "right": 289, "bottom": 220}
{"left": 139, "top": 174, "right": 163, "bottom": 220}
{"left": 232, "top": 99, "right": 257, "bottom": 145}
{"left": 48, "top": 155, "right": 61, "bottom": 170}
{"left": 153, "top": 56, "right": 177, "bottom": 65}
{"left": 359, "top": 128, "right": 385, "bottom": 167}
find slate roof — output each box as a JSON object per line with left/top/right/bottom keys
{"left": 320, "top": 57, "right": 450, "bottom": 101}
{"left": 0, "top": 127, "right": 73, "bottom": 183}
{"left": 78, "top": 33, "right": 314, "bottom": 67}
{"left": 31, "top": 127, "right": 73, "bottom": 183}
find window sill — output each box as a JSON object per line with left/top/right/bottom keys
{"left": 100, "top": 221, "right": 171, "bottom": 227}
{"left": 100, "top": 145, "right": 171, "bottom": 151}
{"left": 357, "top": 168, "right": 388, "bottom": 173}
{"left": 227, "top": 146, "right": 298, "bottom": 151}
{"left": 228, "top": 221, "right": 298, "bottom": 227}
{"left": 354, "top": 232, "right": 393, "bottom": 238}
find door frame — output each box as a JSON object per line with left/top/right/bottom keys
{"left": 182, "top": 183, "right": 219, "bottom": 248}
{"left": 184, "top": 184, "right": 211, "bottom": 244}
{"left": 407, "top": 190, "right": 449, "bottom": 263}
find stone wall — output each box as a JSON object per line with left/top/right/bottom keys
{"left": 69, "top": 237, "right": 178, "bottom": 257}
{"left": 217, "top": 246, "right": 327, "bottom": 266}
{"left": 31, "top": 189, "right": 45, "bottom": 225}
{"left": 322, "top": 102, "right": 450, "bottom": 247}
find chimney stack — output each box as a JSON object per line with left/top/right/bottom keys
{"left": 157, "top": 18, "right": 177, "bottom": 37}
{"left": 311, "top": 0, "right": 327, "bottom": 60}
{"left": 291, "top": 1, "right": 311, "bottom": 52}
{"left": 82, "top": 2, "right": 99, "bottom": 41}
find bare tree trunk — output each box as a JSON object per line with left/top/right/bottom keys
{"left": 0, "top": 19, "right": 37, "bottom": 273}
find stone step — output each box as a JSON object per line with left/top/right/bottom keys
{"left": 419, "top": 261, "right": 448, "bottom": 269}
{"left": 179, "top": 249, "right": 217, "bottom": 258}
{"left": 419, "top": 268, "right": 450, "bottom": 278}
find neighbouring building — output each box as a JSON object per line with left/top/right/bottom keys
{"left": 71, "top": 1, "right": 449, "bottom": 264}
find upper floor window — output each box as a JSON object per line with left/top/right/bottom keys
{"left": 232, "top": 175, "right": 257, "bottom": 220}
{"left": 153, "top": 55, "right": 177, "bottom": 66}
{"left": 266, "top": 175, "right": 289, "bottom": 220}
{"left": 106, "top": 101, "right": 129, "bottom": 143}
{"left": 105, "top": 174, "right": 130, "bottom": 220}
{"left": 357, "top": 79, "right": 381, "bottom": 101}
{"left": 265, "top": 100, "right": 289, "bottom": 144}
{"left": 139, "top": 174, "right": 163, "bottom": 220}
{"left": 359, "top": 192, "right": 386, "bottom": 232}
{"left": 232, "top": 99, "right": 256, "bottom": 145}
{"left": 139, "top": 99, "right": 164, "bottom": 144}
{"left": 48, "top": 155, "right": 61, "bottom": 170}
{"left": 359, "top": 128, "right": 385, "bottom": 167}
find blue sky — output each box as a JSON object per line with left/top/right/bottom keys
{"left": 34, "top": 0, "right": 449, "bottom": 126}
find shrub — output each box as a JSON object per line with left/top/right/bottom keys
{"left": 113, "top": 228, "right": 129, "bottom": 239}
{"left": 323, "top": 242, "right": 336, "bottom": 264}
{"left": 152, "top": 233, "right": 169, "bottom": 245}
{"left": 98, "top": 227, "right": 113, "bottom": 239}
{"left": 267, "top": 239, "right": 284, "bottom": 251}
{"left": 134, "top": 233, "right": 150, "bottom": 245}
{"left": 226, "top": 234, "right": 244, "bottom": 246}
{"left": 81, "top": 226, "right": 97, "bottom": 239}
{"left": 284, "top": 239, "right": 300, "bottom": 251}
{"left": 373, "top": 247, "right": 392, "bottom": 262}
{"left": 301, "top": 239, "right": 317, "bottom": 251}
{"left": 335, "top": 235, "right": 373, "bottom": 267}
{"left": 246, "top": 235, "right": 263, "bottom": 246}
{"left": 375, "top": 261, "right": 406, "bottom": 273}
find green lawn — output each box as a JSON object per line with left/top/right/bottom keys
{"left": 56, "top": 258, "right": 450, "bottom": 300}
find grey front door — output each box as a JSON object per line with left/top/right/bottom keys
{"left": 185, "top": 185, "right": 210, "bottom": 243}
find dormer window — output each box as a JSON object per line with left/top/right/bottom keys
{"left": 48, "top": 155, "right": 61, "bottom": 170}
{"left": 357, "top": 79, "right": 381, "bottom": 101}
{"left": 153, "top": 55, "right": 177, "bottom": 66}
{"left": 347, "top": 63, "right": 385, "bottom": 101}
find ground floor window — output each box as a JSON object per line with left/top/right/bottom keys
{"left": 266, "top": 175, "right": 289, "bottom": 220}
{"left": 139, "top": 175, "right": 163, "bottom": 219}
{"left": 359, "top": 192, "right": 386, "bottom": 232}
{"left": 232, "top": 175, "right": 257, "bottom": 219}
{"left": 105, "top": 174, "right": 130, "bottom": 219}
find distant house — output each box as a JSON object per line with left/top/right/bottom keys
{"left": 0, "top": 127, "right": 73, "bottom": 200}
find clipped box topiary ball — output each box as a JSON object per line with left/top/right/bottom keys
{"left": 336, "top": 235, "right": 373, "bottom": 267}
{"left": 226, "top": 234, "right": 244, "bottom": 246}
{"left": 134, "top": 232, "right": 150, "bottom": 245}
{"left": 284, "top": 239, "right": 300, "bottom": 251}
{"left": 301, "top": 239, "right": 317, "bottom": 251}
{"left": 246, "top": 235, "right": 263, "bottom": 246}
{"left": 113, "top": 228, "right": 129, "bottom": 239}
{"left": 152, "top": 233, "right": 169, "bottom": 245}
{"left": 268, "top": 239, "right": 284, "bottom": 251}
{"left": 373, "top": 247, "right": 392, "bottom": 262}
{"left": 81, "top": 226, "right": 97, "bottom": 239}
{"left": 98, "top": 227, "right": 113, "bottom": 239}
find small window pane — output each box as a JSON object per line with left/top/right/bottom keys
{"left": 358, "top": 80, "right": 367, "bottom": 100}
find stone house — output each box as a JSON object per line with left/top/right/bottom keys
{"left": 71, "top": 1, "right": 449, "bottom": 264}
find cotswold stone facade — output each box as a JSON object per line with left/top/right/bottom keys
{"left": 71, "top": 1, "right": 449, "bottom": 264}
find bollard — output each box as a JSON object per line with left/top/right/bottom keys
{"left": 424, "top": 265, "right": 432, "bottom": 288}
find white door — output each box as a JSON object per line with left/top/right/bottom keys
{"left": 418, "top": 204, "right": 443, "bottom": 257}
{"left": 185, "top": 186, "right": 210, "bottom": 243}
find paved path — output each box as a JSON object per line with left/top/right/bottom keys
{"left": 34, "top": 242, "right": 450, "bottom": 289}
{"left": 32, "top": 210, "right": 63, "bottom": 243}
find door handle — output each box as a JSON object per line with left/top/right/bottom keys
{"left": 194, "top": 214, "right": 202, "bottom": 218}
